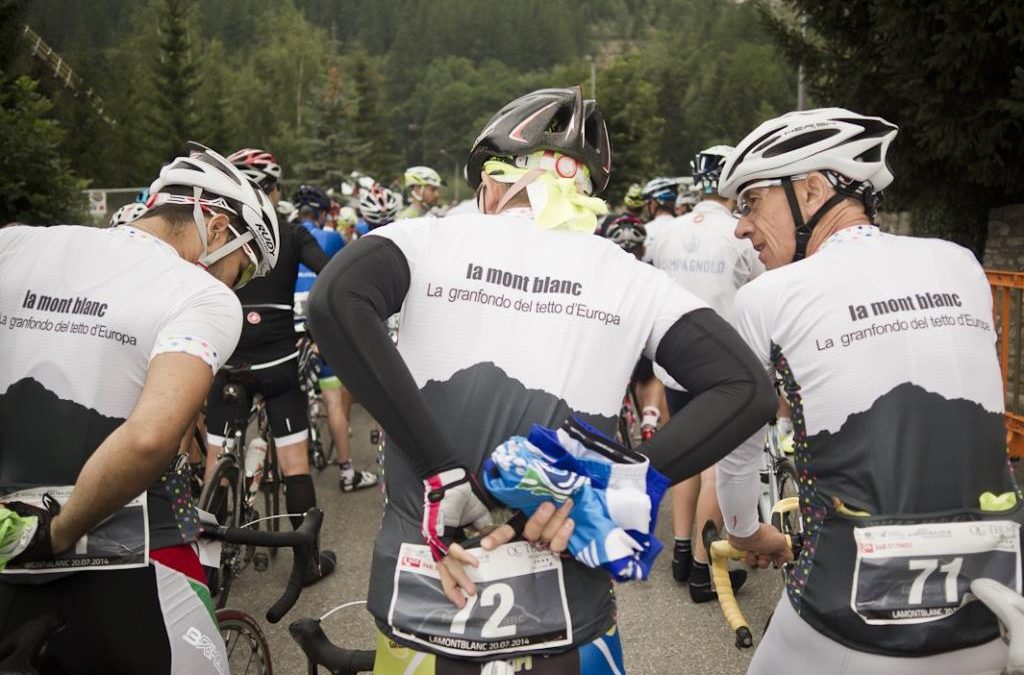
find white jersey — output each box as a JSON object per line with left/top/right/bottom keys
{"left": 717, "top": 225, "right": 1016, "bottom": 655}
{"left": 362, "top": 208, "right": 708, "bottom": 648}
{"left": 0, "top": 225, "right": 242, "bottom": 549}
{"left": 647, "top": 200, "right": 764, "bottom": 390}
{"left": 640, "top": 213, "right": 676, "bottom": 260}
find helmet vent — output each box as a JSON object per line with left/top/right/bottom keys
{"left": 763, "top": 128, "right": 841, "bottom": 158}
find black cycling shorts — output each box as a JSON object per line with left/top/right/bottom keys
{"left": 206, "top": 355, "right": 308, "bottom": 447}
{"left": 0, "top": 556, "right": 224, "bottom": 675}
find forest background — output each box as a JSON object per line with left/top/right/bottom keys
{"left": 2, "top": 0, "right": 1021, "bottom": 255}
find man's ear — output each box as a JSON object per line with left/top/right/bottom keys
{"left": 802, "top": 172, "right": 833, "bottom": 212}
{"left": 207, "top": 212, "right": 231, "bottom": 240}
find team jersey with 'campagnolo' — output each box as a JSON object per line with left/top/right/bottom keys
{"left": 647, "top": 200, "right": 764, "bottom": 390}
{"left": 719, "top": 225, "right": 1021, "bottom": 656}
{"left": 0, "top": 225, "right": 242, "bottom": 556}
{"left": 640, "top": 213, "right": 676, "bottom": 260}
{"left": 364, "top": 209, "right": 708, "bottom": 648}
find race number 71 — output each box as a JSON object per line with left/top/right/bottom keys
{"left": 908, "top": 557, "right": 963, "bottom": 605}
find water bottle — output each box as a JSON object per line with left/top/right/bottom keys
{"left": 244, "top": 438, "right": 267, "bottom": 480}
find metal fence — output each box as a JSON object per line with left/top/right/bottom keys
{"left": 987, "top": 270, "right": 1024, "bottom": 458}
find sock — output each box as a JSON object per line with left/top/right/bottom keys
{"left": 284, "top": 473, "right": 316, "bottom": 530}
{"left": 641, "top": 406, "right": 660, "bottom": 428}
{"left": 339, "top": 460, "right": 355, "bottom": 479}
{"left": 672, "top": 537, "right": 692, "bottom": 582}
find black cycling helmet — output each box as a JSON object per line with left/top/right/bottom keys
{"left": 466, "top": 86, "right": 611, "bottom": 195}
{"left": 292, "top": 184, "right": 331, "bottom": 214}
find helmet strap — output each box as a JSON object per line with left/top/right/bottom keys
{"left": 495, "top": 168, "right": 545, "bottom": 213}
{"left": 192, "top": 186, "right": 210, "bottom": 261}
{"left": 782, "top": 177, "right": 846, "bottom": 262}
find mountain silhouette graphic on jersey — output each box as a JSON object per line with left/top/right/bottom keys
{"left": 0, "top": 377, "right": 123, "bottom": 488}
{"left": 804, "top": 382, "right": 1012, "bottom": 515}
{"left": 417, "top": 361, "right": 618, "bottom": 471}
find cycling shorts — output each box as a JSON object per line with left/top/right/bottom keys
{"left": 373, "top": 625, "right": 626, "bottom": 674}
{"left": 0, "top": 545, "right": 226, "bottom": 675}
{"left": 206, "top": 355, "right": 308, "bottom": 447}
{"left": 748, "top": 594, "right": 1006, "bottom": 675}
{"left": 317, "top": 356, "right": 342, "bottom": 390}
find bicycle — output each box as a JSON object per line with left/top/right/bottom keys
{"left": 759, "top": 418, "right": 800, "bottom": 537}
{"left": 199, "top": 361, "right": 284, "bottom": 608}
{"left": 0, "top": 509, "right": 325, "bottom": 675}
{"left": 617, "top": 383, "right": 643, "bottom": 450}
{"left": 298, "top": 335, "right": 335, "bottom": 472}
{"left": 290, "top": 602, "right": 376, "bottom": 675}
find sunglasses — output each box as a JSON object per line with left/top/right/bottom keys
{"left": 224, "top": 223, "right": 260, "bottom": 289}
{"left": 737, "top": 174, "right": 807, "bottom": 216}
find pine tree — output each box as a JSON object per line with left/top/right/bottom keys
{"left": 0, "top": 0, "right": 84, "bottom": 224}
{"left": 295, "top": 64, "right": 370, "bottom": 189}
{"left": 148, "top": 0, "right": 200, "bottom": 163}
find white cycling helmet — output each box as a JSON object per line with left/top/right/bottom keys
{"left": 336, "top": 206, "right": 357, "bottom": 228}
{"left": 276, "top": 199, "right": 298, "bottom": 223}
{"left": 149, "top": 142, "right": 280, "bottom": 278}
{"left": 404, "top": 166, "right": 443, "bottom": 188}
{"left": 225, "top": 148, "right": 282, "bottom": 192}
{"left": 358, "top": 185, "right": 400, "bottom": 227}
{"left": 109, "top": 202, "right": 149, "bottom": 228}
{"left": 719, "top": 108, "right": 898, "bottom": 262}
{"left": 718, "top": 108, "right": 898, "bottom": 200}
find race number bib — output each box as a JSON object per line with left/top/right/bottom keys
{"left": 1, "top": 486, "right": 148, "bottom": 574}
{"left": 387, "top": 542, "right": 572, "bottom": 657}
{"left": 851, "top": 520, "right": 1021, "bottom": 625}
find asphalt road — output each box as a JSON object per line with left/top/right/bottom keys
{"left": 229, "top": 404, "right": 782, "bottom": 675}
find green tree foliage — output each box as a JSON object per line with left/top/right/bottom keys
{"left": 0, "top": 0, "right": 84, "bottom": 224}
{"left": 20, "top": 0, "right": 799, "bottom": 209}
{"left": 760, "top": 0, "right": 1024, "bottom": 255}
{"left": 0, "top": 73, "right": 85, "bottom": 224}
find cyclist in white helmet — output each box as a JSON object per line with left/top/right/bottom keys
{"left": 109, "top": 202, "right": 150, "bottom": 228}
{"left": 398, "top": 166, "right": 443, "bottom": 220}
{"left": 0, "top": 142, "right": 277, "bottom": 674}
{"left": 716, "top": 108, "right": 1019, "bottom": 675}
{"left": 359, "top": 184, "right": 401, "bottom": 230}
{"left": 647, "top": 144, "right": 764, "bottom": 602}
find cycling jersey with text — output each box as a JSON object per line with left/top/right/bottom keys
{"left": 722, "top": 226, "right": 1019, "bottom": 655}
{"left": 364, "top": 210, "right": 707, "bottom": 653}
{"left": 0, "top": 225, "right": 242, "bottom": 559}
{"left": 647, "top": 200, "right": 763, "bottom": 390}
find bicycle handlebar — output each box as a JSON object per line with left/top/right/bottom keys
{"left": 203, "top": 507, "right": 324, "bottom": 623}
{"left": 703, "top": 504, "right": 798, "bottom": 650}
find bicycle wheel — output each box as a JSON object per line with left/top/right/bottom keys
{"left": 199, "top": 457, "right": 243, "bottom": 608}
{"left": 217, "top": 608, "right": 273, "bottom": 675}
{"left": 261, "top": 437, "right": 282, "bottom": 560}
{"left": 771, "top": 458, "right": 801, "bottom": 537}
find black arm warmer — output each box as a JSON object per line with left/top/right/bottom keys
{"left": 642, "top": 308, "right": 776, "bottom": 485}
{"left": 296, "top": 224, "right": 331, "bottom": 274}
{"left": 307, "top": 236, "right": 455, "bottom": 477}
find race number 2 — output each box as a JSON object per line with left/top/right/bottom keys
{"left": 851, "top": 520, "right": 1020, "bottom": 625}
{"left": 388, "top": 542, "right": 573, "bottom": 657}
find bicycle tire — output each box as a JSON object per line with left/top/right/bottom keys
{"left": 771, "top": 459, "right": 801, "bottom": 537}
{"left": 217, "top": 608, "right": 274, "bottom": 675}
{"left": 200, "top": 457, "right": 242, "bottom": 608}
